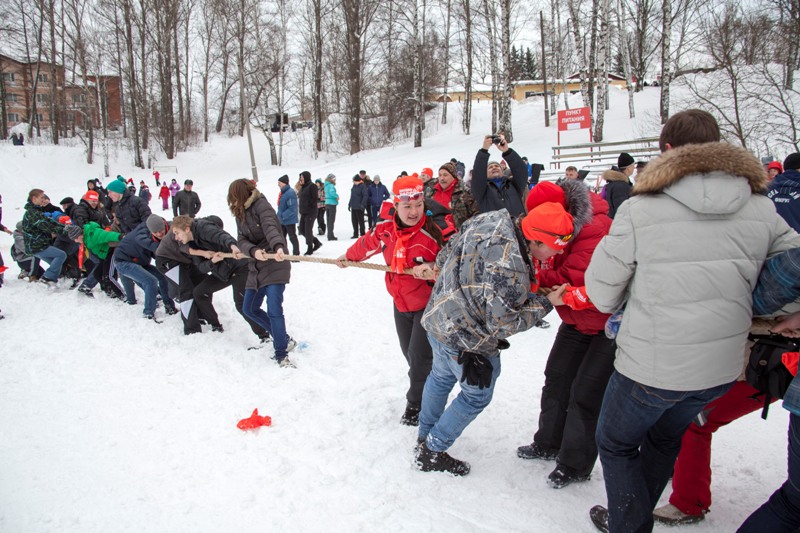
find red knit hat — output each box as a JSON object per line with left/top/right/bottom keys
{"left": 83, "top": 190, "right": 100, "bottom": 202}
{"left": 526, "top": 181, "right": 566, "bottom": 212}
{"left": 421, "top": 168, "right": 434, "bottom": 179}
{"left": 767, "top": 161, "right": 783, "bottom": 173}
{"left": 393, "top": 175, "right": 424, "bottom": 203}
{"left": 521, "top": 202, "right": 574, "bottom": 249}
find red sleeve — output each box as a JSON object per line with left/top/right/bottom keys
{"left": 538, "top": 220, "right": 608, "bottom": 289}
{"left": 562, "top": 285, "right": 597, "bottom": 311}
{"left": 345, "top": 224, "right": 387, "bottom": 262}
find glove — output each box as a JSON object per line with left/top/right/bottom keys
{"left": 457, "top": 351, "right": 493, "bottom": 389}
{"left": 497, "top": 338, "right": 510, "bottom": 350}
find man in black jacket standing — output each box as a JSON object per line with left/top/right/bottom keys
{"left": 107, "top": 179, "right": 151, "bottom": 233}
{"left": 173, "top": 179, "right": 202, "bottom": 218}
{"left": 470, "top": 134, "right": 529, "bottom": 218}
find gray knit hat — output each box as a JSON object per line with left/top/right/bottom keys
{"left": 146, "top": 214, "right": 167, "bottom": 234}
{"left": 66, "top": 224, "right": 83, "bottom": 240}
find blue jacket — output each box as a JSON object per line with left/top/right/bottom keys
{"left": 368, "top": 182, "right": 390, "bottom": 207}
{"left": 114, "top": 222, "right": 160, "bottom": 265}
{"left": 277, "top": 185, "right": 299, "bottom": 225}
{"left": 753, "top": 247, "right": 800, "bottom": 316}
{"left": 324, "top": 181, "right": 339, "bottom": 205}
{"left": 767, "top": 169, "right": 800, "bottom": 232}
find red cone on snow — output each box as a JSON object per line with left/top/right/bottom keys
{"left": 237, "top": 408, "right": 272, "bottom": 430}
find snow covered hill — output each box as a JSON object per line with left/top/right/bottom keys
{"left": 0, "top": 88, "right": 789, "bottom": 532}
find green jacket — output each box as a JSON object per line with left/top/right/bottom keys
{"left": 22, "top": 202, "right": 66, "bottom": 254}
{"left": 83, "top": 221, "right": 121, "bottom": 259}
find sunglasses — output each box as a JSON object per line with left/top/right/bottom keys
{"left": 396, "top": 192, "right": 424, "bottom": 202}
{"left": 530, "top": 227, "right": 573, "bottom": 243}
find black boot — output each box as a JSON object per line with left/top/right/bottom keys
{"left": 547, "top": 463, "right": 591, "bottom": 489}
{"left": 590, "top": 506, "right": 609, "bottom": 533}
{"left": 312, "top": 239, "right": 323, "bottom": 251}
{"left": 400, "top": 404, "right": 420, "bottom": 426}
{"left": 517, "top": 442, "right": 559, "bottom": 460}
{"left": 415, "top": 442, "right": 470, "bottom": 476}
{"left": 304, "top": 246, "right": 314, "bottom": 256}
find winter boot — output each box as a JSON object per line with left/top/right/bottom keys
{"left": 77, "top": 284, "right": 95, "bottom": 298}
{"left": 415, "top": 442, "right": 470, "bottom": 476}
{"left": 547, "top": 463, "right": 591, "bottom": 489}
{"left": 286, "top": 335, "right": 297, "bottom": 352}
{"left": 590, "top": 505, "right": 609, "bottom": 533}
{"left": 211, "top": 324, "right": 224, "bottom": 333}
{"left": 400, "top": 404, "right": 421, "bottom": 426}
{"left": 653, "top": 504, "right": 705, "bottom": 526}
{"left": 278, "top": 356, "right": 296, "bottom": 369}
{"left": 304, "top": 246, "right": 314, "bottom": 256}
{"left": 517, "top": 442, "right": 558, "bottom": 460}
{"left": 312, "top": 239, "right": 322, "bottom": 252}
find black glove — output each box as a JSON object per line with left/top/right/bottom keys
{"left": 457, "top": 351, "right": 493, "bottom": 389}
{"left": 497, "top": 339, "right": 510, "bottom": 350}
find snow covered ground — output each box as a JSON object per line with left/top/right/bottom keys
{"left": 0, "top": 88, "right": 790, "bottom": 532}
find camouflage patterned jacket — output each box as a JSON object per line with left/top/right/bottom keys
{"left": 424, "top": 179, "right": 481, "bottom": 231}
{"left": 421, "top": 209, "right": 553, "bottom": 356}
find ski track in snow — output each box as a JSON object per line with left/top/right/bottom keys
{"left": 0, "top": 89, "right": 791, "bottom": 532}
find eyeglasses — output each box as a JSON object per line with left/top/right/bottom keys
{"left": 396, "top": 192, "right": 423, "bottom": 202}
{"left": 530, "top": 227, "right": 573, "bottom": 243}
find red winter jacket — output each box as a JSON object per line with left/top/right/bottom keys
{"left": 538, "top": 192, "right": 612, "bottom": 334}
{"left": 345, "top": 218, "right": 441, "bottom": 312}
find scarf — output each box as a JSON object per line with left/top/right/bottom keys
{"left": 391, "top": 215, "right": 426, "bottom": 274}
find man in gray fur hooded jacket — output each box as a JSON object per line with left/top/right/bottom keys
{"left": 415, "top": 202, "right": 573, "bottom": 476}
{"left": 584, "top": 109, "right": 800, "bottom": 533}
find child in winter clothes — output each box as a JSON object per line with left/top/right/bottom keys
{"left": 159, "top": 184, "right": 170, "bottom": 211}
{"left": 336, "top": 175, "right": 444, "bottom": 426}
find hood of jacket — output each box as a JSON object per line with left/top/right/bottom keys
{"left": 771, "top": 169, "right": 800, "bottom": 190}
{"left": 560, "top": 179, "right": 593, "bottom": 237}
{"left": 632, "top": 142, "right": 767, "bottom": 215}
{"left": 244, "top": 189, "right": 263, "bottom": 210}
{"left": 602, "top": 169, "right": 629, "bottom": 183}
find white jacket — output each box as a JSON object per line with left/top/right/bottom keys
{"left": 586, "top": 142, "right": 800, "bottom": 391}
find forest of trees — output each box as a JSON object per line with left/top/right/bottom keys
{"left": 0, "top": 0, "right": 797, "bottom": 169}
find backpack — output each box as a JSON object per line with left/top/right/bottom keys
{"left": 746, "top": 334, "right": 799, "bottom": 419}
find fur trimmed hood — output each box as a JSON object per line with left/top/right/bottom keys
{"left": 243, "top": 189, "right": 263, "bottom": 210}
{"left": 633, "top": 143, "right": 767, "bottom": 196}
{"left": 602, "top": 169, "right": 630, "bottom": 183}
{"left": 560, "top": 178, "right": 593, "bottom": 236}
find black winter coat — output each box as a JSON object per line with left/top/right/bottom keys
{"left": 173, "top": 190, "right": 202, "bottom": 217}
{"left": 236, "top": 191, "right": 291, "bottom": 289}
{"left": 470, "top": 147, "right": 528, "bottom": 218}
{"left": 73, "top": 199, "right": 113, "bottom": 228}
{"left": 298, "top": 182, "right": 319, "bottom": 215}
{"left": 114, "top": 191, "right": 152, "bottom": 233}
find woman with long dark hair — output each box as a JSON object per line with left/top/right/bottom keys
{"left": 228, "top": 179, "right": 296, "bottom": 367}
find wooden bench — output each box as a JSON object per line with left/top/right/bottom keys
{"left": 551, "top": 137, "right": 660, "bottom": 169}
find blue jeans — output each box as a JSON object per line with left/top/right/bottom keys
{"left": 114, "top": 260, "right": 173, "bottom": 316}
{"left": 418, "top": 334, "right": 501, "bottom": 453}
{"left": 738, "top": 414, "right": 800, "bottom": 532}
{"left": 242, "top": 284, "right": 289, "bottom": 360}
{"left": 596, "top": 371, "right": 733, "bottom": 533}
{"left": 33, "top": 245, "right": 67, "bottom": 281}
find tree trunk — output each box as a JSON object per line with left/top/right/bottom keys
{"left": 484, "top": 0, "right": 498, "bottom": 133}
{"left": 342, "top": 0, "right": 363, "bottom": 154}
{"left": 47, "top": 0, "right": 60, "bottom": 144}
{"left": 566, "top": 0, "right": 590, "bottom": 109}
{"left": 615, "top": 0, "right": 635, "bottom": 118}
{"left": 441, "top": 0, "right": 451, "bottom": 125}
{"left": 312, "top": 0, "right": 323, "bottom": 153}
{"left": 593, "top": 0, "right": 608, "bottom": 141}
{"left": 173, "top": 19, "right": 185, "bottom": 149}
{"left": 498, "top": 0, "right": 512, "bottom": 142}
{"left": 660, "top": 0, "right": 671, "bottom": 124}
{"left": 123, "top": 0, "right": 143, "bottom": 167}
{"left": 587, "top": 0, "right": 599, "bottom": 115}
{"left": 462, "top": 0, "right": 473, "bottom": 135}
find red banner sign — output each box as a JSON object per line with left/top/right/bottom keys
{"left": 557, "top": 107, "right": 592, "bottom": 132}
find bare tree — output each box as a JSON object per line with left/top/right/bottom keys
{"left": 498, "top": 0, "right": 513, "bottom": 142}
{"left": 659, "top": 0, "right": 671, "bottom": 123}
{"left": 461, "top": 0, "right": 474, "bottom": 134}
{"left": 615, "top": 0, "right": 635, "bottom": 118}
{"left": 566, "top": 0, "right": 590, "bottom": 108}
{"left": 593, "top": 0, "right": 609, "bottom": 140}
{"left": 441, "top": 0, "right": 452, "bottom": 125}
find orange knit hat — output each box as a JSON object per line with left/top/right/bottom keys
{"left": 393, "top": 175, "right": 424, "bottom": 203}
{"left": 521, "top": 202, "right": 574, "bottom": 249}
